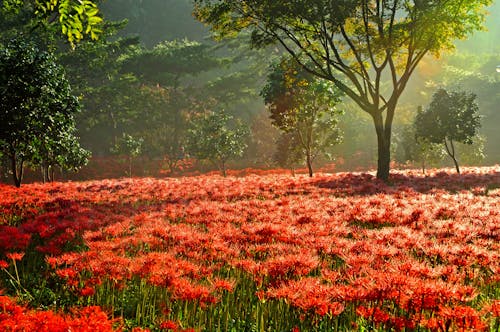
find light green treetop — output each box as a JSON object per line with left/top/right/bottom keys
{"left": 2, "top": 0, "right": 102, "bottom": 44}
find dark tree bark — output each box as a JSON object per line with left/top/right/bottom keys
{"left": 306, "top": 152, "right": 313, "bottom": 177}
{"left": 10, "top": 155, "right": 23, "bottom": 188}
{"left": 373, "top": 112, "right": 392, "bottom": 181}
{"left": 444, "top": 138, "right": 460, "bottom": 174}
{"left": 220, "top": 160, "right": 227, "bottom": 177}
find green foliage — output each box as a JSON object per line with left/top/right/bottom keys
{"left": 1, "top": 0, "right": 103, "bottom": 44}
{"left": 0, "top": 38, "right": 89, "bottom": 186}
{"left": 262, "top": 58, "right": 343, "bottom": 176}
{"left": 425, "top": 53, "right": 500, "bottom": 165}
{"left": 415, "top": 89, "right": 481, "bottom": 173}
{"left": 187, "top": 111, "right": 249, "bottom": 176}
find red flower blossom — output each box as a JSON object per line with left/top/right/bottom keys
{"left": 0, "top": 260, "right": 9, "bottom": 269}
{"left": 159, "top": 320, "right": 177, "bottom": 330}
{"left": 6, "top": 252, "right": 24, "bottom": 261}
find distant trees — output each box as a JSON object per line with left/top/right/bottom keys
{"left": 0, "top": 39, "right": 89, "bottom": 187}
{"left": 187, "top": 112, "right": 249, "bottom": 177}
{"left": 119, "top": 40, "right": 222, "bottom": 173}
{"left": 120, "top": 40, "right": 220, "bottom": 88}
{"left": 99, "top": 0, "right": 205, "bottom": 47}
{"left": 414, "top": 89, "right": 481, "bottom": 174}
{"left": 262, "top": 58, "right": 343, "bottom": 177}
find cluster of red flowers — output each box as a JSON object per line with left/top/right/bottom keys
{"left": 0, "top": 290, "right": 115, "bottom": 331}
{"left": 1, "top": 166, "right": 499, "bottom": 331}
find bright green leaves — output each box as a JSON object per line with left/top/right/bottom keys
{"left": 2, "top": 0, "right": 23, "bottom": 12}
{"left": 408, "top": 0, "right": 492, "bottom": 56}
{"left": 2, "top": 0, "right": 103, "bottom": 45}
{"left": 56, "top": 0, "right": 102, "bottom": 44}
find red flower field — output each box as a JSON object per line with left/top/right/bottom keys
{"left": 1, "top": 166, "right": 499, "bottom": 331}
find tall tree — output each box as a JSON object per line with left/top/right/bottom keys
{"left": 194, "top": 0, "right": 492, "bottom": 180}
{"left": 261, "top": 58, "right": 343, "bottom": 177}
{"left": 414, "top": 89, "right": 481, "bottom": 174}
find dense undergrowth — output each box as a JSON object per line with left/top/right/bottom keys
{"left": 1, "top": 167, "right": 500, "bottom": 331}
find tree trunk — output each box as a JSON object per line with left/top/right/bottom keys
{"left": 217, "top": 160, "right": 227, "bottom": 177}
{"left": 168, "top": 159, "right": 177, "bottom": 176}
{"left": 306, "top": 151, "right": 313, "bottom": 177}
{"left": 373, "top": 112, "right": 391, "bottom": 181}
{"left": 50, "top": 166, "right": 55, "bottom": 182}
{"left": 444, "top": 138, "right": 460, "bottom": 174}
{"left": 41, "top": 165, "right": 46, "bottom": 183}
{"left": 10, "top": 156, "right": 23, "bottom": 188}
{"left": 41, "top": 162, "right": 49, "bottom": 183}
{"left": 128, "top": 156, "right": 132, "bottom": 178}
{"left": 221, "top": 160, "right": 226, "bottom": 177}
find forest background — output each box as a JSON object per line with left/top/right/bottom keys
{"left": 1, "top": 0, "right": 499, "bottom": 182}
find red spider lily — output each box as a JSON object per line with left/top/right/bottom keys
{"left": 159, "top": 320, "right": 177, "bottom": 330}
{"left": 491, "top": 300, "right": 500, "bottom": 317}
{"left": 0, "top": 226, "right": 31, "bottom": 252}
{"left": 428, "top": 305, "right": 488, "bottom": 331}
{"left": 356, "top": 306, "right": 390, "bottom": 324}
{"left": 5, "top": 252, "right": 24, "bottom": 261}
{"left": 79, "top": 286, "right": 95, "bottom": 297}
{"left": 211, "top": 278, "right": 235, "bottom": 292}
{"left": 0, "top": 292, "right": 116, "bottom": 332}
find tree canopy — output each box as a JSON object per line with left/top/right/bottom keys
{"left": 194, "top": 0, "right": 492, "bottom": 180}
